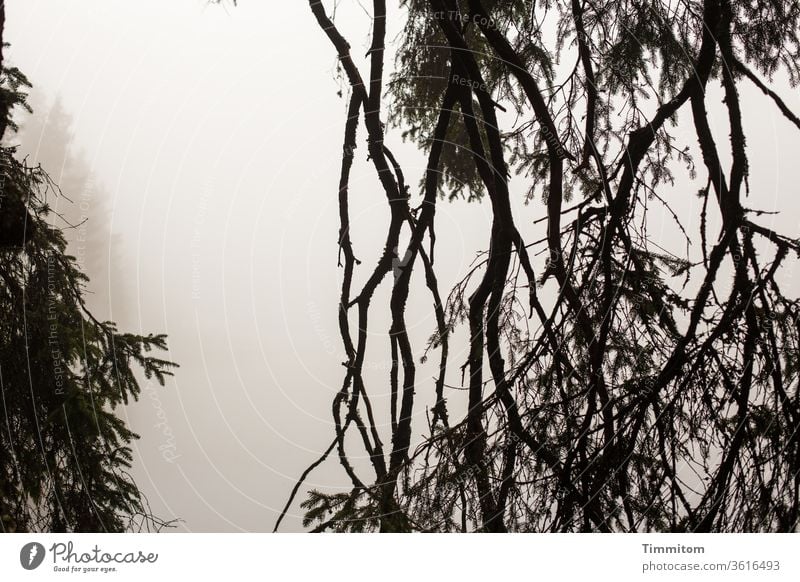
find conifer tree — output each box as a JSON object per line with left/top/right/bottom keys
{"left": 0, "top": 6, "right": 176, "bottom": 533}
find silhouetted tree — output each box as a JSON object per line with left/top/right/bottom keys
{"left": 0, "top": 7, "right": 176, "bottom": 532}
{"left": 13, "top": 92, "right": 129, "bottom": 322}
{"left": 276, "top": 0, "right": 800, "bottom": 532}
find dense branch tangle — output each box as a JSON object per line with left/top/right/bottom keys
{"left": 287, "top": 0, "right": 800, "bottom": 532}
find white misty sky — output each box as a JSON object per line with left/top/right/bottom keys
{"left": 6, "top": 0, "right": 800, "bottom": 532}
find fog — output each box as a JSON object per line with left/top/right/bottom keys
{"left": 7, "top": 0, "right": 800, "bottom": 531}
